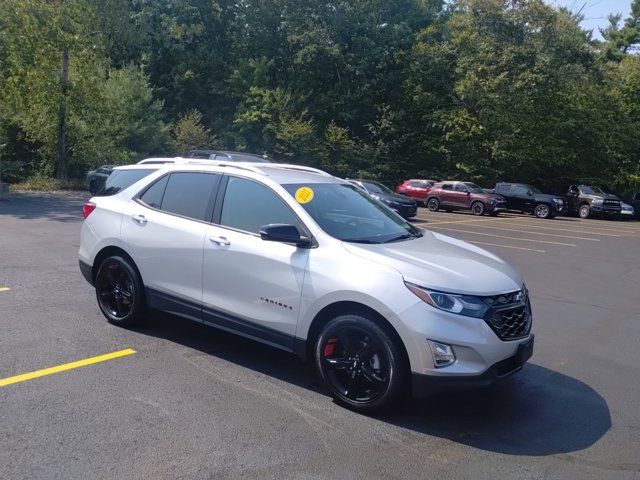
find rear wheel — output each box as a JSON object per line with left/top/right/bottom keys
{"left": 534, "top": 203, "right": 551, "bottom": 219}
{"left": 427, "top": 197, "right": 440, "bottom": 212}
{"left": 315, "top": 314, "right": 407, "bottom": 413}
{"left": 579, "top": 204, "right": 591, "bottom": 219}
{"left": 471, "top": 201, "right": 485, "bottom": 216}
{"left": 95, "top": 255, "right": 145, "bottom": 326}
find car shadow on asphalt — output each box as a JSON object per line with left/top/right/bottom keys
{"left": 137, "top": 312, "right": 611, "bottom": 457}
{"left": 0, "top": 192, "right": 87, "bottom": 222}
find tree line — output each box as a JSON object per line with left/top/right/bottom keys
{"left": 0, "top": 0, "right": 639, "bottom": 194}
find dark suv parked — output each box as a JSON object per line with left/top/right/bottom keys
{"left": 86, "top": 165, "right": 116, "bottom": 194}
{"left": 347, "top": 179, "right": 418, "bottom": 218}
{"left": 566, "top": 185, "right": 622, "bottom": 219}
{"left": 494, "top": 183, "right": 565, "bottom": 219}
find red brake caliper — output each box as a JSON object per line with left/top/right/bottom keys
{"left": 323, "top": 338, "right": 337, "bottom": 357}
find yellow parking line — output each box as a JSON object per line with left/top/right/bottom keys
{"left": 468, "top": 241, "right": 545, "bottom": 253}
{"left": 427, "top": 226, "right": 577, "bottom": 246}
{"left": 0, "top": 349, "right": 136, "bottom": 387}
{"left": 0, "top": 287, "right": 10, "bottom": 293}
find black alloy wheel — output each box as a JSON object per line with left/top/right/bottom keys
{"left": 315, "top": 315, "right": 406, "bottom": 413}
{"left": 471, "top": 201, "right": 485, "bottom": 216}
{"left": 95, "top": 255, "right": 145, "bottom": 326}
{"left": 427, "top": 197, "right": 440, "bottom": 212}
{"left": 534, "top": 203, "right": 551, "bottom": 219}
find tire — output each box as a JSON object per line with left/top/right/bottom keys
{"left": 471, "top": 201, "right": 485, "bottom": 216}
{"left": 534, "top": 203, "right": 552, "bottom": 219}
{"left": 427, "top": 197, "right": 440, "bottom": 212}
{"left": 579, "top": 204, "right": 591, "bottom": 219}
{"left": 314, "top": 314, "right": 408, "bottom": 414}
{"left": 95, "top": 255, "right": 146, "bottom": 327}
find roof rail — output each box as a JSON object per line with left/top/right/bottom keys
{"left": 183, "top": 159, "right": 265, "bottom": 174}
{"left": 264, "top": 163, "right": 332, "bottom": 177}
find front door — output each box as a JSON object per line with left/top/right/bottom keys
{"left": 453, "top": 183, "right": 471, "bottom": 208}
{"left": 202, "top": 175, "right": 309, "bottom": 349}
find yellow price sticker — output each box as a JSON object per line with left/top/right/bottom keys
{"left": 295, "top": 186, "right": 314, "bottom": 204}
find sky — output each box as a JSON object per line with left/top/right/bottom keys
{"left": 545, "top": 0, "right": 633, "bottom": 39}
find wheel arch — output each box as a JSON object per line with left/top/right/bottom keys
{"left": 303, "top": 301, "right": 410, "bottom": 371}
{"left": 92, "top": 245, "right": 140, "bottom": 284}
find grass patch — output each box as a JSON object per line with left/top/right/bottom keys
{"left": 10, "top": 176, "right": 86, "bottom": 192}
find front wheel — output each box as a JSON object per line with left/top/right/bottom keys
{"left": 427, "top": 197, "right": 440, "bottom": 212}
{"left": 471, "top": 201, "right": 485, "bottom": 216}
{"left": 534, "top": 203, "right": 552, "bottom": 219}
{"left": 315, "top": 314, "right": 407, "bottom": 414}
{"left": 579, "top": 204, "right": 591, "bottom": 219}
{"left": 95, "top": 255, "right": 145, "bottom": 326}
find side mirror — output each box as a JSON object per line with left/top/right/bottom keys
{"left": 259, "top": 224, "right": 311, "bottom": 247}
{"left": 466, "top": 191, "right": 471, "bottom": 196}
{"left": 527, "top": 191, "right": 533, "bottom": 196}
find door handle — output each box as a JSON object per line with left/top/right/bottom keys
{"left": 209, "top": 236, "right": 230, "bottom": 247}
{"left": 131, "top": 214, "right": 147, "bottom": 225}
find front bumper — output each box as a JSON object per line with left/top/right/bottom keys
{"left": 393, "top": 203, "right": 418, "bottom": 218}
{"left": 412, "top": 335, "right": 533, "bottom": 397}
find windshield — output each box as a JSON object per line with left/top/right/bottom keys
{"left": 464, "top": 183, "right": 485, "bottom": 194}
{"left": 580, "top": 186, "right": 605, "bottom": 195}
{"left": 283, "top": 183, "right": 420, "bottom": 244}
{"left": 360, "top": 181, "right": 392, "bottom": 195}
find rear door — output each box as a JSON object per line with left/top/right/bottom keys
{"left": 439, "top": 183, "right": 455, "bottom": 205}
{"left": 121, "top": 171, "right": 221, "bottom": 319}
{"left": 202, "top": 175, "right": 309, "bottom": 348}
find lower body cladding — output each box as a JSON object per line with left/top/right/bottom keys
{"left": 395, "top": 301, "right": 534, "bottom": 398}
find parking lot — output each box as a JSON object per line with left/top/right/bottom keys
{"left": 1, "top": 192, "right": 639, "bottom": 479}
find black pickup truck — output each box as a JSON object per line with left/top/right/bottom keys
{"left": 566, "top": 185, "right": 622, "bottom": 219}
{"left": 493, "top": 182, "right": 565, "bottom": 219}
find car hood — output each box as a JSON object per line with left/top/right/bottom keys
{"left": 373, "top": 192, "right": 416, "bottom": 205}
{"left": 343, "top": 230, "right": 522, "bottom": 296}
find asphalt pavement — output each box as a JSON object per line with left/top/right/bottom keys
{"left": 1, "top": 192, "right": 639, "bottom": 479}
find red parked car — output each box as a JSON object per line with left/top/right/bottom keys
{"left": 425, "top": 181, "right": 506, "bottom": 216}
{"left": 396, "top": 179, "right": 437, "bottom": 205}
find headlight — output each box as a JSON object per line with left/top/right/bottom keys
{"left": 405, "top": 283, "right": 488, "bottom": 318}
{"left": 591, "top": 198, "right": 603, "bottom": 205}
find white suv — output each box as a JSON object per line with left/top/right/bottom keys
{"left": 79, "top": 160, "right": 534, "bottom": 412}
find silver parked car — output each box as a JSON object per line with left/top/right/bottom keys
{"left": 79, "top": 159, "right": 534, "bottom": 412}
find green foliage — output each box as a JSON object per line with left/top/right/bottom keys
{"left": 0, "top": 0, "right": 639, "bottom": 195}
{"left": 169, "top": 109, "right": 213, "bottom": 154}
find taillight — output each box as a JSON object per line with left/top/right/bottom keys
{"left": 82, "top": 202, "right": 96, "bottom": 219}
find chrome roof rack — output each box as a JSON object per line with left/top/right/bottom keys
{"left": 263, "top": 164, "right": 332, "bottom": 177}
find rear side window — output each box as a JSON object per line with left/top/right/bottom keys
{"left": 95, "top": 169, "right": 155, "bottom": 196}
{"left": 160, "top": 172, "right": 220, "bottom": 221}
{"left": 220, "top": 177, "right": 298, "bottom": 233}
{"left": 496, "top": 184, "right": 511, "bottom": 193}
{"left": 442, "top": 184, "right": 453, "bottom": 190}
{"left": 139, "top": 175, "right": 169, "bottom": 209}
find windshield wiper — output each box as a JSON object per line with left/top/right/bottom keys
{"left": 384, "top": 232, "right": 420, "bottom": 243}
{"left": 346, "top": 238, "right": 381, "bottom": 244}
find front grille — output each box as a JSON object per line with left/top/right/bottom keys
{"left": 602, "top": 199, "right": 621, "bottom": 211}
{"left": 487, "top": 305, "right": 531, "bottom": 340}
